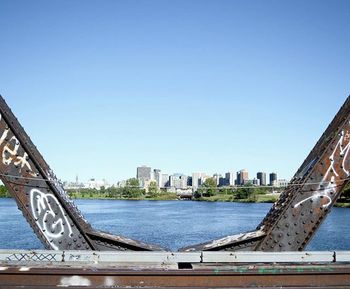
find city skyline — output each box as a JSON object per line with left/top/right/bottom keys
{"left": 64, "top": 164, "right": 286, "bottom": 184}
{"left": 64, "top": 165, "right": 286, "bottom": 190}
{"left": 1, "top": 1, "right": 349, "bottom": 183}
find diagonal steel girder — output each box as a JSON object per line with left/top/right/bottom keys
{"left": 181, "top": 95, "right": 350, "bottom": 252}
{"left": 0, "top": 96, "right": 165, "bottom": 251}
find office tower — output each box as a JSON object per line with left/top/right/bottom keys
{"left": 153, "top": 169, "right": 161, "bottom": 187}
{"left": 213, "top": 174, "right": 222, "bottom": 186}
{"left": 137, "top": 166, "right": 152, "bottom": 184}
{"left": 219, "top": 177, "right": 227, "bottom": 187}
{"left": 187, "top": 176, "right": 192, "bottom": 187}
{"left": 252, "top": 178, "right": 260, "bottom": 186}
{"left": 160, "top": 174, "right": 169, "bottom": 188}
{"left": 225, "top": 172, "right": 235, "bottom": 186}
{"left": 257, "top": 172, "right": 266, "bottom": 186}
{"left": 269, "top": 172, "right": 277, "bottom": 186}
{"left": 236, "top": 169, "right": 249, "bottom": 185}
{"left": 169, "top": 174, "right": 187, "bottom": 189}
{"left": 169, "top": 175, "right": 175, "bottom": 187}
{"left": 192, "top": 172, "right": 206, "bottom": 190}
{"left": 180, "top": 175, "right": 188, "bottom": 189}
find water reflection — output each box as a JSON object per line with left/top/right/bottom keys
{"left": 0, "top": 199, "right": 349, "bottom": 251}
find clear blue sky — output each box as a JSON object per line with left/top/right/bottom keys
{"left": 0, "top": 0, "right": 349, "bottom": 183}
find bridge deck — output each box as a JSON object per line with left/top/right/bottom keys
{"left": 0, "top": 250, "right": 349, "bottom": 288}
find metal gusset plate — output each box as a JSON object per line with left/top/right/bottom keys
{"left": 181, "top": 95, "right": 350, "bottom": 252}
{"left": 0, "top": 96, "right": 165, "bottom": 251}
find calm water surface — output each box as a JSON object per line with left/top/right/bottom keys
{"left": 0, "top": 198, "right": 349, "bottom": 251}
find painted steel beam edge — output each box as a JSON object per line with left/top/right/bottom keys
{"left": 202, "top": 251, "right": 335, "bottom": 263}
{"left": 335, "top": 251, "right": 350, "bottom": 262}
{"left": 1, "top": 250, "right": 350, "bottom": 264}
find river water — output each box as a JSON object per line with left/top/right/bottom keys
{"left": 0, "top": 198, "right": 349, "bottom": 251}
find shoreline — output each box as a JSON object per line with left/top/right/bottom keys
{"left": 1, "top": 194, "right": 349, "bottom": 207}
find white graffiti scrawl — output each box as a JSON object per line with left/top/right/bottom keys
{"left": 0, "top": 116, "right": 36, "bottom": 177}
{"left": 325, "top": 130, "right": 350, "bottom": 178}
{"left": 294, "top": 177, "right": 335, "bottom": 208}
{"left": 295, "top": 128, "right": 350, "bottom": 209}
{"left": 30, "top": 189, "right": 73, "bottom": 250}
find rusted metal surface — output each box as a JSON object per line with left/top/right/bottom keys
{"left": 183, "top": 95, "right": 350, "bottom": 252}
{"left": 0, "top": 96, "right": 165, "bottom": 251}
{"left": 1, "top": 250, "right": 350, "bottom": 288}
{"left": 0, "top": 263, "right": 349, "bottom": 288}
{"left": 1, "top": 267, "right": 350, "bottom": 288}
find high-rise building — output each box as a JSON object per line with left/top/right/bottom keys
{"left": 160, "top": 174, "right": 169, "bottom": 188}
{"left": 169, "top": 174, "right": 188, "bottom": 189}
{"left": 225, "top": 172, "right": 235, "bottom": 186}
{"left": 269, "top": 172, "right": 277, "bottom": 186}
{"left": 236, "top": 169, "right": 249, "bottom": 186}
{"left": 169, "top": 174, "right": 178, "bottom": 188}
{"left": 252, "top": 178, "right": 260, "bottom": 186}
{"left": 180, "top": 175, "right": 188, "bottom": 189}
{"left": 213, "top": 174, "right": 222, "bottom": 186}
{"left": 153, "top": 169, "right": 161, "bottom": 187}
{"left": 137, "top": 166, "right": 152, "bottom": 186}
{"left": 257, "top": 172, "right": 266, "bottom": 186}
{"left": 187, "top": 176, "right": 192, "bottom": 187}
{"left": 192, "top": 172, "right": 206, "bottom": 190}
{"left": 219, "top": 177, "right": 227, "bottom": 186}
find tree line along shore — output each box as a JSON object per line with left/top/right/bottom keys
{"left": 0, "top": 178, "right": 349, "bottom": 207}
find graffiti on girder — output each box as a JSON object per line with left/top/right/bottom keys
{"left": 30, "top": 189, "right": 73, "bottom": 250}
